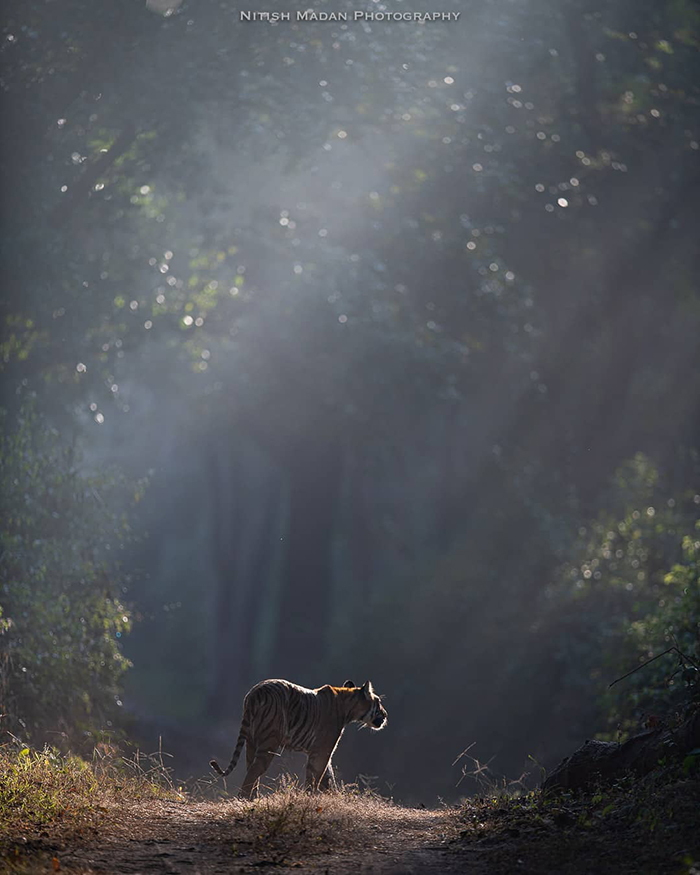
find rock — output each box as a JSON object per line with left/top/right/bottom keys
{"left": 542, "top": 709, "right": 700, "bottom": 791}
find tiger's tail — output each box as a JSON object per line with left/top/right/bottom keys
{"left": 210, "top": 722, "right": 247, "bottom": 778}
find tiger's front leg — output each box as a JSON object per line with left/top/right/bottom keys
{"left": 305, "top": 749, "right": 334, "bottom": 792}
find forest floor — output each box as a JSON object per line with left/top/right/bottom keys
{"left": 15, "top": 796, "right": 463, "bottom": 874}
{"left": 2, "top": 748, "right": 699, "bottom": 874}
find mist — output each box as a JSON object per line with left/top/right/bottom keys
{"left": 2, "top": 0, "right": 699, "bottom": 806}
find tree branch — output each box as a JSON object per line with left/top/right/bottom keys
{"left": 608, "top": 646, "right": 699, "bottom": 689}
{"left": 50, "top": 123, "right": 137, "bottom": 227}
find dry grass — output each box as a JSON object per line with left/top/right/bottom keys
{"left": 0, "top": 746, "right": 440, "bottom": 873}
{"left": 0, "top": 740, "right": 181, "bottom": 843}
{"left": 234, "top": 779, "right": 407, "bottom": 859}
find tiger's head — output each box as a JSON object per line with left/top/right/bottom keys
{"left": 343, "top": 679, "right": 388, "bottom": 730}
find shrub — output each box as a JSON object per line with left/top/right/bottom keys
{"left": 551, "top": 454, "right": 700, "bottom": 735}
{"left": 0, "top": 405, "right": 145, "bottom": 745}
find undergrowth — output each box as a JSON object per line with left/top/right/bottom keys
{"left": 0, "top": 744, "right": 399, "bottom": 872}
{"left": 9, "top": 737, "right": 697, "bottom": 874}
{"left": 457, "top": 760, "right": 700, "bottom": 874}
{"left": 0, "top": 740, "right": 181, "bottom": 842}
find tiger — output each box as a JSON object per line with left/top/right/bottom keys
{"left": 210, "top": 678, "right": 388, "bottom": 798}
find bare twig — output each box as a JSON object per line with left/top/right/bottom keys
{"left": 456, "top": 754, "right": 496, "bottom": 789}
{"left": 609, "top": 646, "right": 699, "bottom": 689}
{"left": 451, "top": 741, "right": 476, "bottom": 767}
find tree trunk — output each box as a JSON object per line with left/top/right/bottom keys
{"left": 345, "top": 450, "right": 375, "bottom": 604}
{"left": 206, "top": 436, "right": 284, "bottom": 714}
{"left": 272, "top": 439, "right": 342, "bottom": 683}
{"left": 207, "top": 443, "right": 241, "bottom": 716}
{"left": 233, "top": 475, "right": 283, "bottom": 689}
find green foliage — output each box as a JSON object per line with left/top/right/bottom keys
{"left": 683, "top": 748, "right": 700, "bottom": 777}
{"left": 0, "top": 741, "right": 179, "bottom": 847}
{"left": 554, "top": 454, "right": 700, "bottom": 734}
{"left": 0, "top": 405, "right": 145, "bottom": 743}
{"left": 0, "top": 745, "right": 99, "bottom": 835}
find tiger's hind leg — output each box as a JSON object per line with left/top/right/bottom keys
{"left": 240, "top": 750, "right": 275, "bottom": 799}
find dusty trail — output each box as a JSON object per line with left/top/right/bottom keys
{"left": 55, "top": 798, "right": 477, "bottom": 874}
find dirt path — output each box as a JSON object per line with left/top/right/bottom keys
{"left": 53, "top": 799, "right": 477, "bottom": 874}
{"left": 16, "top": 781, "right": 700, "bottom": 873}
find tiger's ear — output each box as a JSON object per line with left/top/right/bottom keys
{"left": 343, "top": 679, "right": 356, "bottom": 688}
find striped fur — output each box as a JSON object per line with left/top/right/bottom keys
{"left": 210, "top": 678, "right": 387, "bottom": 798}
